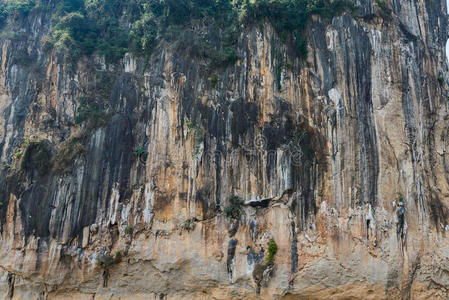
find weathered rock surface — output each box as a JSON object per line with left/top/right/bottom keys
{"left": 0, "top": 0, "right": 449, "bottom": 299}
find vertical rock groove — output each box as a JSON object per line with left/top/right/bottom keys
{"left": 0, "top": 0, "right": 447, "bottom": 298}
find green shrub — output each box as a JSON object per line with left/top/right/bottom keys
{"left": 74, "top": 97, "right": 109, "bottom": 128}
{"left": 41, "top": 35, "right": 54, "bottom": 52}
{"left": 0, "top": 0, "right": 355, "bottom": 67}
{"left": 209, "top": 74, "right": 218, "bottom": 88}
{"left": 130, "top": 13, "right": 157, "bottom": 55}
{"left": 183, "top": 120, "right": 203, "bottom": 156}
{"left": 376, "top": 0, "right": 388, "bottom": 10}
{"left": 124, "top": 226, "right": 133, "bottom": 235}
{"left": 47, "top": 0, "right": 133, "bottom": 65}
{"left": 225, "top": 195, "right": 244, "bottom": 219}
{"left": 266, "top": 240, "right": 278, "bottom": 264}
{"left": 114, "top": 250, "right": 123, "bottom": 263}
{"left": 14, "top": 151, "right": 22, "bottom": 159}
{"left": 133, "top": 146, "right": 148, "bottom": 162}
{"left": 0, "top": 0, "right": 36, "bottom": 26}
{"left": 225, "top": 203, "right": 242, "bottom": 219}
{"left": 185, "top": 118, "right": 198, "bottom": 134}
{"left": 438, "top": 73, "right": 444, "bottom": 84}
{"left": 181, "top": 219, "right": 196, "bottom": 231}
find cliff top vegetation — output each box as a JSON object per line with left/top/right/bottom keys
{"left": 0, "top": 0, "right": 354, "bottom": 66}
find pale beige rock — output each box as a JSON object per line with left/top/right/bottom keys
{"left": 0, "top": 0, "right": 448, "bottom": 299}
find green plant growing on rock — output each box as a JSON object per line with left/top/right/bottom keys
{"left": 252, "top": 239, "right": 277, "bottom": 295}
{"left": 397, "top": 193, "right": 404, "bottom": 204}
{"left": 96, "top": 251, "right": 123, "bottom": 269}
{"left": 133, "top": 146, "right": 148, "bottom": 162}
{"left": 193, "top": 134, "right": 205, "bottom": 156}
{"left": 41, "top": 35, "right": 54, "bottom": 52}
{"left": 208, "top": 46, "right": 239, "bottom": 70}
{"left": 225, "top": 195, "right": 244, "bottom": 219}
{"left": 181, "top": 219, "right": 196, "bottom": 231}
{"left": 184, "top": 119, "right": 204, "bottom": 156}
{"left": 47, "top": 0, "right": 133, "bottom": 66}
{"left": 185, "top": 118, "right": 199, "bottom": 135}
{"left": 0, "top": 0, "right": 36, "bottom": 26}
{"left": 74, "top": 97, "right": 109, "bottom": 128}
{"left": 114, "top": 250, "right": 123, "bottom": 263}
{"left": 124, "top": 226, "right": 134, "bottom": 235}
{"left": 0, "top": 0, "right": 355, "bottom": 71}
{"left": 193, "top": 144, "right": 201, "bottom": 156}
{"left": 438, "top": 72, "right": 444, "bottom": 84}
{"left": 209, "top": 73, "right": 218, "bottom": 88}
{"left": 375, "top": 0, "right": 388, "bottom": 10}
{"left": 14, "top": 151, "right": 22, "bottom": 159}
{"left": 266, "top": 240, "right": 278, "bottom": 264}
{"left": 374, "top": 0, "right": 392, "bottom": 20}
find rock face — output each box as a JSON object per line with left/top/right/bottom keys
{"left": 0, "top": 0, "right": 448, "bottom": 299}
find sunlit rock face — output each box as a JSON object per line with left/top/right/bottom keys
{"left": 0, "top": 0, "right": 448, "bottom": 299}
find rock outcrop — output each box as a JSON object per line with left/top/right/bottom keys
{"left": 0, "top": 0, "right": 449, "bottom": 299}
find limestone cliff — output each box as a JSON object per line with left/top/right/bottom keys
{"left": 0, "top": 0, "right": 448, "bottom": 299}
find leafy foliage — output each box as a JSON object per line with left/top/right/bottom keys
{"left": 130, "top": 0, "right": 354, "bottom": 60}
{"left": 124, "top": 226, "right": 134, "bottom": 235}
{"left": 266, "top": 240, "right": 278, "bottom": 264}
{"left": 181, "top": 218, "right": 197, "bottom": 231}
{"left": 14, "top": 151, "right": 23, "bottom": 159}
{"left": 0, "top": 0, "right": 355, "bottom": 65}
{"left": 49, "top": 0, "right": 134, "bottom": 65}
{"left": 225, "top": 195, "right": 244, "bottom": 219}
{"left": 240, "top": 0, "right": 354, "bottom": 57}
{"left": 133, "top": 146, "right": 148, "bottom": 162}
{"left": 209, "top": 73, "right": 218, "bottom": 88}
{"left": 438, "top": 72, "right": 444, "bottom": 84}
{"left": 0, "top": 0, "right": 36, "bottom": 26}
{"left": 74, "top": 97, "right": 109, "bottom": 128}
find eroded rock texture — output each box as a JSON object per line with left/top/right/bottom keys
{"left": 0, "top": 0, "right": 449, "bottom": 299}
